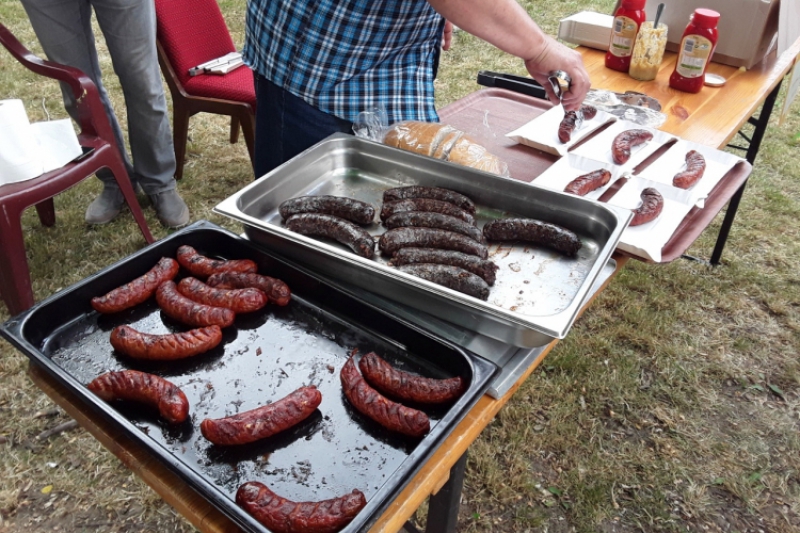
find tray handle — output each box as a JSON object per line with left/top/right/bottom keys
{"left": 476, "top": 70, "right": 548, "bottom": 100}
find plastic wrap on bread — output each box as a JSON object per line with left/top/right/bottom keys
{"left": 382, "top": 121, "right": 510, "bottom": 177}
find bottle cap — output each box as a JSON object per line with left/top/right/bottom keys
{"left": 704, "top": 73, "right": 726, "bottom": 87}
{"left": 693, "top": 8, "right": 720, "bottom": 28}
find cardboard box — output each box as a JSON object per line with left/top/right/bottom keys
{"left": 558, "top": 11, "right": 613, "bottom": 51}
{"left": 612, "top": 0, "right": 780, "bottom": 69}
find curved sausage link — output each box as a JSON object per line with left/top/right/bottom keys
{"left": 340, "top": 356, "right": 430, "bottom": 438}
{"left": 156, "top": 281, "right": 235, "bottom": 328}
{"left": 380, "top": 198, "right": 474, "bottom": 225}
{"left": 278, "top": 195, "right": 376, "bottom": 225}
{"left": 110, "top": 325, "right": 222, "bottom": 360}
{"left": 611, "top": 129, "right": 654, "bottom": 165}
{"left": 397, "top": 263, "right": 490, "bottom": 300}
{"left": 384, "top": 211, "right": 485, "bottom": 244}
{"left": 285, "top": 213, "right": 376, "bottom": 259}
{"left": 630, "top": 187, "right": 664, "bottom": 226}
{"left": 557, "top": 105, "right": 596, "bottom": 144}
{"left": 236, "top": 481, "right": 366, "bottom": 533}
{"left": 200, "top": 386, "right": 322, "bottom": 446}
{"left": 564, "top": 169, "right": 612, "bottom": 196}
{"left": 379, "top": 227, "right": 488, "bottom": 259}
{"left": 87, "top": 370, "right": 189, "bottom": 424}
{"left": 206, "top": 272, "right": 292, "bottom": 306}
{"left": 358, "top": 352, "right": 466, "bottom": 404}
{"left": 176, "top": 245, "right": 257, "bottom": 279}
{"left": 383, "top": 186, "right": 476, "bottom": 214}
{"left": 392, "top": 247, "right": 498, "bottom": 285}
{"left": 672, "top": 150, "right": 706, "bottom": 189}
{"left": 483, "top": 218, "right": 582, "bottom": 257}
{"left": 177, "top": 277, "right": 267, "bottom": 313}
{"left": 91, "top": 257, "right": 179, "bottom": 314}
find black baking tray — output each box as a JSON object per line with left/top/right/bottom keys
{"left": 0, "top": 220, "right": 497, "bottom": 533}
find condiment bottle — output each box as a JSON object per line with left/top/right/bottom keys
{"left": 605, "top": 0, "right": 647, "bottom": 72}
{"left": 668, "top": 8, "right": 720, "bottom": 93}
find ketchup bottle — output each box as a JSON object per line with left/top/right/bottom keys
{"left": 605, "top": 0, "right": 646, "bottom": 72}
{"left": 669, "top": 9, "right": 720, "bottom": 93}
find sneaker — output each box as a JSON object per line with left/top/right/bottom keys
{"left": 150, "top": 189, "right": 190, "bottom": 228}
{"left": 85, "top": 186, "right": 125, "bottom": 224}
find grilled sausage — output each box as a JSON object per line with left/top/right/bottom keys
{"left": 236, "top": 481, "right": 366, "bottom": 533}
{"left": 110, "top": 325, "right": 222, "bottom": 360}
{"left": 285, "top": 213, "right": 375, "bottom": 259}
{"left": 200, "top": 386, "right": 322, "bottom": 446}
{"left": 397, "top": 263, "right": 490, "bottom": 300}
{"left": 87, "top": 370, "right": 189, "bottom": 424}
{"left": 91, "top": 257, "right": 179, "bottom": 314}
{"left": 630, "top": 187, "right": 664, "bottom": 226}
{"left": 564, "top": 169, "right": 612, "bottom": 196}
{"left": 483, "top": 218, "right": 582, "bottom": 257}
{"left": 392, "top": 247, "right": 498, "bottom": 285}
{"left": 379, "top": 227, "right": 488, "bottom": 259}
{"left": 611, "top": 129, "right": 654, "bottom": 165}
{"left": 155, "top": 281, "right": 235, "bottom": 328}
{"left": 278, "top": 195, "right": 376, "bottom": 225}
{"left": 557, "top": 105, "right": 597, "bottom": 144}
{"left": 206, "top": 272, "right": 291, "bottom": 307}
{"left": 380, "top": 198, "right": 474, "bottom": 225}
{"left": 383, "top": 186, "right": 476, "bottom": 214}
{"left": 672, "top": 150, "right": 706, "bottom": 189}
{"left": 384, "top": 211, "right": 485, "bottom": 244}
{"left": 176, "top": 245, "right": 257, "bottom": 279}
{"left": 358, "top": 352, "right": 466, "bottom": 404}
{"left": 581, "top": 104, "right": 598, "bottom": 120}
{"left": 177, "top": 277, "right": 267, "bottom": 313}
{"left": 340, "top": 356, "right": 430, "bottom": 438}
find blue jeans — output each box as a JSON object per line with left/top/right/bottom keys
{"left": 253, "top": 74, "right": 353, "bottom": 179}
{"left": 21, "top": 0, "right": 177, "bottom": 195}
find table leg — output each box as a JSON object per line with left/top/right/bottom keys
{"left": 709, "top": 80, "right": 783, "bottom": 265}
{"left": 424, "top": 451, "right": 468, "bottom": 533}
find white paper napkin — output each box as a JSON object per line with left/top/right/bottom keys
{"left": 506, "top": 105, "right": 615, "bottom": 156}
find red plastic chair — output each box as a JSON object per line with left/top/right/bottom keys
{"left": 0, "top": 23, "right": 155, "bottom": 316}
{"left": 155, "top": 0, "right": 256, "bottom": 180}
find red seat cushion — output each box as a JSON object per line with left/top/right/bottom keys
{"left": 184, "top": 65, "right": 256, "bottom": 109}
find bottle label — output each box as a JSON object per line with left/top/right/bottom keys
{"left": 609, "top": 16, "right": 639, "bottom": 58}
{"left": 675, "top": 35, "right": 713, "bottom": 78}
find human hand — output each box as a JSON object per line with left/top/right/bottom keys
{"left": 442, "top": 20, "right": 454, "bottom": 51}
{"left": 524, "top": 37, "right": 590, "bottom": 111}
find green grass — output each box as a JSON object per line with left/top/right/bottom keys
{"left": 2, "top": 1, "right": 800, "bottom": 531}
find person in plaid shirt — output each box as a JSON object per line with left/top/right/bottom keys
{"left": 244, "top": 0, "right": 589, "bottom": 176}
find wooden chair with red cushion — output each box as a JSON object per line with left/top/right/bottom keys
{"left": 0, "top": 23, "right": 154, "bottom": 316}
{"left": 154, "top": 0, "right": 256, "bottom": 180}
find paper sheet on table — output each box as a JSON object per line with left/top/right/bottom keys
{"left": 605, "top": 177, "right": 694, "bottom": 262}
{"left": 570, "top": 119, "right": 675, "bottom": 173}
{"left": 528, "top": 153, "right": 624, "bottom": 201}
{"left": 635, "top": 140, "right": 743, "bottom": 208}
{"left": 505, "top": 104, "right": 615, "bottom": 156}
{"left": 0, "top": 99, "right": 82, "bottom": 186}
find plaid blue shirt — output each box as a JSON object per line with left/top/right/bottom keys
{"left": 243, "top": 0, "right": 444, "bottom": 123}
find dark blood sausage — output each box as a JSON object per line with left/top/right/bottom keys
{"left": 581, "top": 104, "right": 598, "bottom": 120}
{"left": 278, "top": 195, "right": 375, "bottom": 225}
{"left": 285, "top": 213, "right": 375, "bottom": 259}
{"left": 236, "top": 481, "right": 366, "bottom": 533}
{"left": 384, "top": 211, "right": 485, "bottom": 244}
{"left": 156, "top": 281, "right": 235, "bottom": 328}
{"left": 483, "top": 218, "right": 582, "bottom": 257}
{"left": 392, "top": 247, "right": 498, "bottom": 285}
{"left": 358, "top": 352, "right": 466, "bottom": 404}
{"left": 397, "top": 263, "right": 490, "bottom": 300}
{"left": 110, "top": 325, "right": 222, "bottom": 360}
{"left": 176, "top": 245, "right": 257, "bottom": 279}
{"left": 611, "top": 129, "right": 654, "bottom": 165}
{"left": 383, "top": 185, "right": 476, "bottom": 214}
{"left": 630, "top": 187, "right": 664, "bottom": 226}
{"left": 557, "top": 104, "right": 597, "bottom": 144}
{"left": 91, "top": 257, "right": 179, "bottom": 314}
{"left": 340, "top": 356, "right": 430, "bottom": 438}
{"left": 380, "top": 198, "right": 474, "bottom": 225}
{"left": 177, "top": 277, "right": 267, "bottom": 313}
{"left": 564, "top": 169, "right": 612, "bottom": 196}
{"left": 206, "top": 271, "right": 291, "bottom": 306}
{"left": 379, "top": 227, "right": 488, "bottom": 259}
{"left": 672, "top": 150, "right": 706, "bottom": 189}
{"left": 87, "top": 370, "right": 189, "bottom": 424}
{"left": 200, "top": 386, "right": 322, "bottom": 446}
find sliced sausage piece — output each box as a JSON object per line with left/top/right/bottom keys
{"left": 630, "top": 187, "right": 664, "bottom": 226}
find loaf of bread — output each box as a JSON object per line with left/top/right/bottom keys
{"left": 383, "top": 121, "right": 510, "bottom": 176}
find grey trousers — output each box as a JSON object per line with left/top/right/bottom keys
{"left": 20, "top": 0, "right": 176, "bottom": 194}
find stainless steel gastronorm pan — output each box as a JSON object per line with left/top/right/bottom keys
{"left": 215, "top": 134, "right": 631, "bottom": 348}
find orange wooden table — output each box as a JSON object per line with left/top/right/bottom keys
{"left": 26, "top": 36, "right": 800, "bottom": 533}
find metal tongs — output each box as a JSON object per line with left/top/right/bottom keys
{"left": 547, "top": 70, "right": 572, "bottom": 105}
